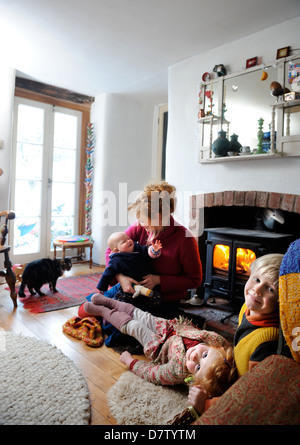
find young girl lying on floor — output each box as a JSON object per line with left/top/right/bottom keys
{"left": 84, "top": 295, "right": 237, "bottom": 394}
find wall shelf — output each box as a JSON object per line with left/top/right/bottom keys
{"left": 273, "top": 99, "right": 300, "bottom": 109}
{"left": 199, "top": 153, "right": 282, "bottom": 163}
{"left": 198, "top": 55, "right": 300, "bottom": 163}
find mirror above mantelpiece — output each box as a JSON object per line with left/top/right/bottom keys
{"left": 198, "top": 54, "right": 300, "bottom": 163}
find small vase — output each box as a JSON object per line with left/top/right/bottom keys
{"left": 212, "top": 130, "right": 230, "bottom": 157}
{"left": 229, "top": 134, "right": 242, "bottom": 153}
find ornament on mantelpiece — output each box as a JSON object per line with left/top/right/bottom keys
{"left": 256, "top": 118, "right": 264, "bottom": 154}
{"left": 212, "top": 130, "right": 230, "bottom": 157}
{"left": 229, "top": 134, "right": 242, "bottom": 153}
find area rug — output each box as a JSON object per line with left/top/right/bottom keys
{"left": 106, "top": 371, "right": 189, "bottom": 425}
{"left": 16, "top": 272, "right": 102, "bottom": 313}
{"left": 0, "top": 332, "right": 91, "bottom": 425}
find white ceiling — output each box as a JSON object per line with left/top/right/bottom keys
{"left": 1, "top": 0, "right": 300, "bottom": 104}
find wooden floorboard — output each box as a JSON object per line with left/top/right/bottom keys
{"left": 0, "top": 263, "right": 144, "bottom": 425}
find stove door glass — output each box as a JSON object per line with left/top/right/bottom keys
{"left": 213, "top": 244, "right": 230, "bottom": 278}
{"left": 235, "top": 247, "right": 256, "bottom": 281}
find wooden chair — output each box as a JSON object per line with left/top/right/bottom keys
{"left": 0, "top": 211, "right": 17, "bottom": 307}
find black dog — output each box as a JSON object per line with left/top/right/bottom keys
{"left": 18, "top": 258, "right": 72, "bottom": 298}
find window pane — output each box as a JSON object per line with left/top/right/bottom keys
{"left": 14, "top": 179, "right": 42, "bottom": 217}
{"left": 16, "top": 142, "right": 43, "bottom": 181}
{"left": 51, "top": 183, "right": 75, "bottom": 217}
{"left": 14, "top": 216, "right": 40, "bottom": 254}
{"left": 17, "top": 104, "right": 44, "bottom": 144}
{"left": 52, "top": 147, "right": 76, "bottom": 182}
{"left": 54, "top": 112, "right": 77, "bottom": 149}
{"left": 51, "top": 216, "right": 74, "bottom": 249}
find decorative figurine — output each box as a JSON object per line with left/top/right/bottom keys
{"left": 256, "top": 118, "right": 264, "bottom": 154}
{"left": 202, "top": 72, "right": 211, "bottom": 82}
{"left": 270, "top": 81, "right": 284, "bottom": 99}
{"left": 213, "top": 64, "right": 227, "bottom": 77}
{"left": 261, "top": 70, "right": 268, "bottom": 81}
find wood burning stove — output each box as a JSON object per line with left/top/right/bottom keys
{"left": 203, "top": 227, "right": 293, "bottom": 311}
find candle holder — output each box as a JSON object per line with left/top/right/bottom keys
{"left": 256, "top": 118, "right": 264, "bottom": 154}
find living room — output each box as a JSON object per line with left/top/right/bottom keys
{"left": 1, "top": 5, "right": 300, "bottom": 265}
{"left": 1, "top": 0, "right": 300, "bottom": 428}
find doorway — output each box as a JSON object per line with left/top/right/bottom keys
{"left": 10, "top": 97, "right": 82, "bottom": 264}
{"left": 157, "top": 104, "right": 168, "bottom": 180}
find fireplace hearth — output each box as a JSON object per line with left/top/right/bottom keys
{"left": 179, "top": 190, "right": 300, "bottom": 336}
{"left": 203, "top": 227, "right": 293, "bottom": 311}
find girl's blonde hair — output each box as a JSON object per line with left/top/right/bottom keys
{"left": 190, "top": 344, "right": 238, "bottom": 398}
{"left": 128, "top": 181, "right": 176, "bottom": 223}
{"left": 250, "top": 253, "right": 284, "bottom": 288}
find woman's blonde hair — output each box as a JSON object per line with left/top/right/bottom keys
{"left": 250, "top": 253, "right": 284, "bottom": 288}
{"left": 190, "top": 344, "right": 238, "bottom": 398}
{"left": 128, "top": 181, "right": 176, "bottom": 224}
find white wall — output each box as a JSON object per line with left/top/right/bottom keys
{"left": 166, "top": 17, "right": 300, "bottom": 228}
{"left": 0, "top": 65, "right": 15, "bottom": 211}
{"left": 91, "top": 93, "right": 156, "bottom": 264}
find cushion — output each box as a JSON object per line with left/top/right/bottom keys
{"left": 279, "top": 238, "right": 300, "bottom": 363}
{"left": 54, "top": 235, "right": 91, "bottom": 243}
{"left": 194, "top": 355, "right": 300, "bottom": 425}
{"left": 62, "top": 316, "right": 103, "bottom": 347}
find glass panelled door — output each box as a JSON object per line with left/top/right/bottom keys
{"left": 13, "top": 102, "right": 44, "bottom": 258}
{"left": 11, "top": 98, "right": 82, "bottom": 264}
{"left": 50, "top": 110, "right": 81, "bottom": 249}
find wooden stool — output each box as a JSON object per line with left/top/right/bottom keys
{"left": 53, "top": 238, "right": 94, "bottom": 268}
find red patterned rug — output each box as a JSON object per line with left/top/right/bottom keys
{"left": 17, "top": 273, "right": 102, "bottom": 314}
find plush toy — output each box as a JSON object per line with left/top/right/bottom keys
{"left": 167, "top": 406, "right": 199, "bottom": 425}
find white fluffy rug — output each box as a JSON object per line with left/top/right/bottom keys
{"left": 0, "top": 332, "right": 91, "bottom": 425}
{"left": 107, "top": 371, "right": 188, "bottom": 425}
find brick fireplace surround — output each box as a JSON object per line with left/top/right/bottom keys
{"left": 190, "top": 190, "right": 300, "bottom": 226}
{"left": 189, "top": 189, "right": 300, "bottom": 281}
{"left": 182, "top": 190, "right": 300, "bottom": 341}
{"left": 189, "top": 190, "right": 300, "bottom": 242}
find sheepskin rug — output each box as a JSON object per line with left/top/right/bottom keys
{"left": 0, "top": 331, "right": 91, "bottom": 425}
{"left": 107, "top": 371, "right": 188, "bottom": 425}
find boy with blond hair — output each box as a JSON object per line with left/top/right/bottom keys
{"left": 234, "top": 253, "right": 284, "bottom": 376}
